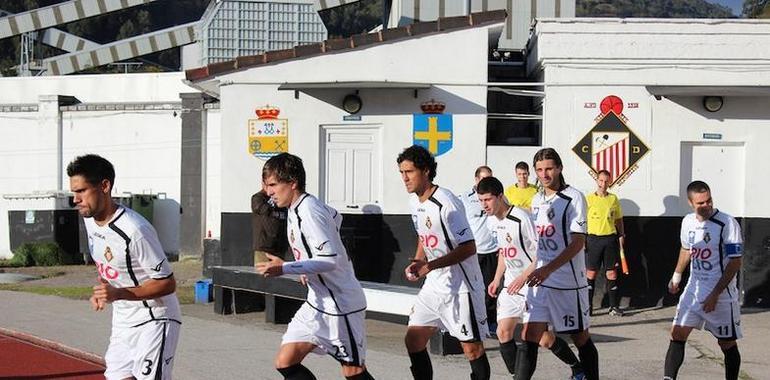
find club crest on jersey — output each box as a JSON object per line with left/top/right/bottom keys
{"left": 547, "top": 208, "right": 555, "bottom": 220}
{"left": 703, "top": 232, "right": 711, "bottom": 244}
{"left": 425, "top": 216, "right": 433, "bottom": 229}
{"left": 506, "top": 233, "right": 513, "bottom": 244}
{"left": 688, "top": 231, "right": 696, "bottom": 244}
{"left": 104, "top": 246, "right": 114, "bottom": 262}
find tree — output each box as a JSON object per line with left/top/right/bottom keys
{"left": 576, "top": 0, "right": 734, "bottom": 18}
{"left": 743, "top": 0, "right": 770, "bottom": 17}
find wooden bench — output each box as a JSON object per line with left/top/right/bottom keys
{"left": 211, "top": 266, "right": 464, "bottom": 355}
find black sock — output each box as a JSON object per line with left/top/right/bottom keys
{"left": 346, "top": 369, "right": 375, "bottom": 380}
{"left": 499, "top": 340, "right": 518, "bottom": 375}
{"left": 469, "top": 352, "right": 490, "bottom": 380}
{"left": 409, "top": 349, "right": 433, "bottom": 380}
{"left": 722, "top": 344, "right": 741, "bottom": 380}
{"left": 514, "top": 341, "right": 539, "bottom": 380}
{"left": 587, "top": 279, "right": 595, "bottom": 313}
{"left": 549, "top": 336, "right": 583, "bottom": 375}
{"left": 576, "top": 338, "right": 599, "bottom": 380}
{"left": 607, "top": 279, "right": 619, "bottom": 308}
{"left": 277, "top": 364, "right": 317, "bottom": 380}
{"left": 663, "top": 340, "right": 686, "bottom": 380}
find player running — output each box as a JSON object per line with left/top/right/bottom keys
{"left": 664, "top": 180, "right": 743, "bottom": 380}
{"left": 517, "top": 148, "right": 599, "bottom": 380}
{"left": 68, "top": 154, "right": 181, "bottom": 380}
{"left": 398, "top": 145, "right": 491, "bottom": 380}
{"left": 477, "top": 176, "right": 585, "bottom": 380}
{"left": 257, "top": 153, "right": 374, "bottom": 380}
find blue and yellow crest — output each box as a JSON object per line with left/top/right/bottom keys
{"left": 413, "top": 113, "right": 453, "bottom": 156}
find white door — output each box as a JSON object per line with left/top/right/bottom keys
{"left": 680, "top": 142, "right": 745, "bottom": 216}
{"left": 321, "top": 126, "right": 382, "bottom": 213}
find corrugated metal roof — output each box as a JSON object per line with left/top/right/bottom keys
{"left": 185, "top": 10, "right": 507, "bottom": 82}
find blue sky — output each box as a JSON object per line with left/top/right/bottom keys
{"left": 707, "top": 0, "right": 743, "bottom": 15}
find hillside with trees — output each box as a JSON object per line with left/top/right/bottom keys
{"left": 0, "top": 0, "right": 765, "bottom": 76}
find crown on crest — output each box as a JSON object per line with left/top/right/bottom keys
{"left": 255, "top": 105, "right": 280, "bottom": 119}
{"left": 420, "top": 99, "right": 445, "bottom": 114}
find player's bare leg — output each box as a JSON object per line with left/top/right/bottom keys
{"left": 460, "top": 341, "right": 490, "bottom": 380}
{"left": 275, "top": 342, "right": 317, "bottom": 380}
{"left": 570, "top": 329, "right": 598, "bottom": 380}
{"left": 405, "top": 326, "right": 436, "bottom": 380}
{"left": 496, "top": 318, "right": 520, "bottom": 375}
{"left": 717, "top": 339, "right": 740, "bottom": 380}
{"left": 663, "top": 325, "right": 693, "bottom": 380}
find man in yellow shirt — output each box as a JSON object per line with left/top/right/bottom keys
{"left": 504, "top": 161, "right": 538, "bottom": 210}
{"left": 586, "top": 170, "right": 626, "bottom": 317}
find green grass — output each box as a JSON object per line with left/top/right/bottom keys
{"left": 0, "top": 284, "right": 196, "bottom": 305}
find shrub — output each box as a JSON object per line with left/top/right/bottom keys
{"left": 11, "top": 242, "right": 66, "bottom": 267}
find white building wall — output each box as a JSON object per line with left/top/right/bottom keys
{"left": 0, "top": 73, "right": 212, "bottom": 258}
{"left": 205, "top": 108, "right": 222, "bottom": 238}
{"left": 214, "top": 26, "right": 491, "bottom": 215}
{"left": 533, "top": 18, "right": 770, "bottom": 218}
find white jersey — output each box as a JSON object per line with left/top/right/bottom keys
{"left": 530, "top": 186, "right": 589, "bottom": 289}
{"left": 679, "top": 210, "right": 743, "bottom": 302}
{"left": 85, "top": 206, "right": 181, "bottom": 328}
{"left": 287, "top": 194, "right": 366, "bottom": 315}
{"left": 458, "top": 188, "right": 497, "bottom": 254}
{"left": 409, "top": 186, "right": 484, "bottom": 294}
{"left": 490, "top": 206, "right": 538, "bottom": 286}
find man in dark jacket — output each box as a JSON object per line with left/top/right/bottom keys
{"left": 252, "top": 184, "right": 289, "bottom": 263}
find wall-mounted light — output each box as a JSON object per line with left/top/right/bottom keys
{"left": 342, "top": 94, "right": 362, "bottom": 114}
{"left": 703, "top": 96, "right": 723, "bottom": 112}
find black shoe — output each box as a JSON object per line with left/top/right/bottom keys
{"left": 608, "top": 307, "right": 624, "bottom": 317}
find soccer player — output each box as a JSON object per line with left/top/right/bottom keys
{"left": 398, "top": 145, "right": 490, "bottom": 380}
{"left": 477, "top": 176, "right": 585, "bottom": 380}
{"left": 504, "top": 161, "right": 538, "bottom": 210}
{"left": 664, "top": 180, "right": 743, "bottom": 380}
{"left": 585, "top": 169, "right": 626, "bottom": 316}
{"left": 517, "top": 148, "right": 599, "bottom": 380}
{"left": 256, "top": 153, "right": 374, "bottom": 380}
{"left": 457, "top": 166, "right": 499, "bottom": 334}
{"left": 68, "top": 154, "right": 181, "bottom": 380}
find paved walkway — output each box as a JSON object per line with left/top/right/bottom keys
{"left": 1, "top": 290, "right": 767, "bottom": 379}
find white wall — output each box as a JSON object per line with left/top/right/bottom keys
{"left": 213, "top": 26, "right": 493, "bottom": 215}
{"left": 533, "top": 18, "right": 770, "bottom": 218}
{"left": 0, "top": 73, "right": 212, "bottom": 258}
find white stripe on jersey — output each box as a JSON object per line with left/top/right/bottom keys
{"left": 530, "top": 186, "right": 589, "bottom": 289}
{"left": 85, "top": 206, "right": 181, "bottom": 328}
{"left": 458, "top": 188, "right": 498, "bottom": 254}
{"left": 287, "top": 194, "right": 366, "bottom": 315}
{"left": 409, "top": 186, "right": 484, "bottom": 294}
{"left": 679, "top": 209, "right": 743, "bottom": 302}
{"left": 489, "top": 206, "right": 538, "bottom": 286}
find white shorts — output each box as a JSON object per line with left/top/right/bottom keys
{"left": 104, "top": 320, "right": 181, "bottom": 380}
{"left": 408, "top": 287, "right": 489, "bottom": 342}
{"left": 497, "top": 285, "right": 528, "bottom": 321}
{"left": 673, "top": 291, "right": 743, "bottom": 340}
{"left": 523, "top": 286, "right": 590, "bottom": 333}
{"left": 281, "top": 303, "right": 367, "bottom": 366}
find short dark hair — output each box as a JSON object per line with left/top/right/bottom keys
{"left": 397, "top": 145, "right": 437, "bottom": 181}
{"left": 515, "top": 161, "right": 529, "bottom": 172}
{"left": 596, "top": 169, "right": 612, "bottom": 179}
{"left": 686, "top": 180, "right": 710, "bottom": 198}
{"left": 66, "top": 154, "right": 115, "bottom": 189}
{"left": 474, "top": 165, "right": 492, "bottom": 178}
{"left": 262, "top": 153, "right": 306, "bottom": 192}
{"left": 477, "top": 176, "right": 504, "bottom": 196}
